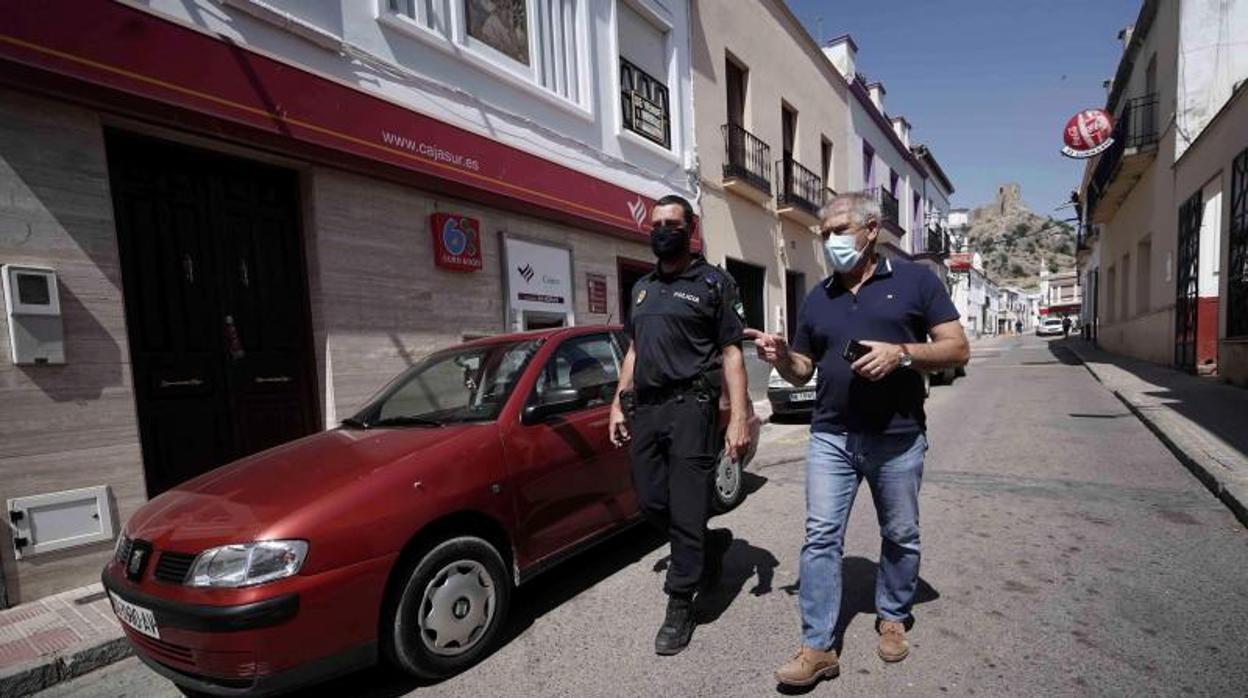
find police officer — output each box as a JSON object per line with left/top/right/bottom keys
{"left": 609, "top": 194, "right": 752, "bottom": 655}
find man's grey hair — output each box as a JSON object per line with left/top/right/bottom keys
{"left": 820, "top": 191, "right": 881, "bottom": 227}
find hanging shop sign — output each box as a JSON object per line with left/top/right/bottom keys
{"left": 1061, "top": 109, "right": 1115, "bottom": 158}
{"left": 431, "top": 213, "right": 483, "bottom": 272}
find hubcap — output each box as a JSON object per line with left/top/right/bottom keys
{"left": 417, "top": 560, "right": 496, "bottom": 656}
{"left": 716, "top": 456, "right": 740, "bottom": 501}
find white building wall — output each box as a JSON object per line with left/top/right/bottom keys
{"left": 136, "top": 0, "right": 698, "bottom": 203}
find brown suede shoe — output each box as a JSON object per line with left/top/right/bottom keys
{"left": 877, "top": 620, "right": 910, "bottom": 662}
{"left": 774, "top": 646, "right": 840, "bottom": 687}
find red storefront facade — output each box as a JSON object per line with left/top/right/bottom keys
{"left": 0, "top": 0, "right": 686, "bottom": 603}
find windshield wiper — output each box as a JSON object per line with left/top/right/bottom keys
{"left": 369, "top": 415, "right": 445, "bottom": 428}
{"left": 340, "top": 417, "right": 370, "bottom": 430}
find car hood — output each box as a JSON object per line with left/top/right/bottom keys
{"left": 124, "top": 424, "right": 486, "bottom": 549}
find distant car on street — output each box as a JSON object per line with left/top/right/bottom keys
{"left": 102, "top": 325, "right": 759, "bottom": 695}
{"left": 1036, "top": 317, "right": 1066, "bottom": 336}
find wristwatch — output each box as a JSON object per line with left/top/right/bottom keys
{"left": 898, "top": 345, "right": 914, "bottom": 368}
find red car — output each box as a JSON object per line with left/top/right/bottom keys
{"left": 102, "top": 325, "right": 759, "bottom": 695}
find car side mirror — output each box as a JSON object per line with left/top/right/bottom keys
{"left": 522, "top": 387, "right": 582, "bottom": 424}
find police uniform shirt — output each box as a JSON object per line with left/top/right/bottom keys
{"left": 792, "top": 257, "right": 960, "bottom": 435}
{"left": 624, "top": 256, "right": 746, "bottom": 392}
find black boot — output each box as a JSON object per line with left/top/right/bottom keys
{"left": 654, "top": 593, "right": 695, "bottom": 655}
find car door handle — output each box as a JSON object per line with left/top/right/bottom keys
{"left": 255, "top": 375, "right": 292, "bottom": 384}
{"left": 160, "top": 378, "right": 204, "bottom": 388}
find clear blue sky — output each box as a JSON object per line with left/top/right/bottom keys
{"left": 785, "top": 0, "right": 1142, "bottom": 214}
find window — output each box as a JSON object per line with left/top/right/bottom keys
{"left": 388, "top": 0, "right": 436, "bottom": 30}
{"left": 363, "top": 340, "right": 541, "bottom": 425}
{"left": 618, "top": 1, "right": 670, "bottom": 148}
{"left": 1137, "top": 237, "right": 1152, "bottom": 314}
{"left": 465, "top": 0, "right": 530, "bottom": 64}
{"left": 1229, "top": 147, "right": 1248, "bottom": 338}
{"left": 1121, "top": 253, "right": 1130, "bottom": 319}
{"left": 889, "top": 170, "right": 899, "bottom": 197}
{"left": 384, "top": 0, "right": 585, "bottom": 106}
{"left": 726, "top": 55, "right": 747, "bottom": 127}
{"left": 533, "top": 334, "right": 621, "bottom": 409}
{"left": 862, "top": 141, "right": 874, "bottom": 189}
{"left": 820, "top": 137, "right": 833, "bottom": 189}
{"left": 1106, "top": 265, "right": 1117, "bottom": 323}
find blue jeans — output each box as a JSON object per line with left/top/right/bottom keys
{"left": 799, "top": 430, "right": 927, "bottom": 650}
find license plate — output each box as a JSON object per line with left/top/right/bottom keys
{"left": 789, "top": 391, "right": 815, "bottom": 402}
{"left": 110, "top": 591, "right": 160, "bottom": 640}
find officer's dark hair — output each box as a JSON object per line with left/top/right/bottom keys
{"left": 655, "top": 194, "right": 695, "bottom": 230}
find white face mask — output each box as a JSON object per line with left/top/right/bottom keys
{"left": 823, "top": 233, "right": 866, "bottom": 273}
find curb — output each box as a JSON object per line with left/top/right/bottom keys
{"left": 1108, "top": 390, "right": 1248, "bottom": 529}
{"left": 1069, "top": 343, "right": 1248, "bottom": 529}
{"left": 0, "top": 636, "right": 132, "bottom": 697}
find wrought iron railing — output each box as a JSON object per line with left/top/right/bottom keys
{"left": 926, "top": 224, "right": 948, "bottom": 254}
{"left": 1085, "top": 93, "right": 1159, "bottom": 221}
{"left": 775, "top": 157, "right": 823, "bottom": 216}
{"left": 880, "top": 187, "right": 900, "bottom": 227}
{"left": 722, "top": 123, "right": 771, "bottom": 194}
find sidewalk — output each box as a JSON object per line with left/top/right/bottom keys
{"left": 0, "top": 583, "right": 130, "bottom": 697}
{"left": 1064, "top": 339, "right": 1248, "bottom": 528}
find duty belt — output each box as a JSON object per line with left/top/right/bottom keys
{"left": 633, "top": 373, "right": 720, "bottom": 405}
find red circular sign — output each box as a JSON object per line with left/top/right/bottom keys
{"left": 1061, "top": 109, "right": 1114, "bottom": 158}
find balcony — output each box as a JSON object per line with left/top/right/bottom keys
{"left": 1087, "top": 93, "right": 1159, "bottom": 224}
{"left": 879, "top": 187, "right": 903, "bottom": 237}
{"left": 774, "top": 157, "right": 823, "bottom": 226}
{"left": 721, "top": 123, "right": 771, "bottom": 204}
{"left": 925, "top": 224, "right": 949, "bottom": 256}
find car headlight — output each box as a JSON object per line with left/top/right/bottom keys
{"left": 187, "top": 540, "right": 308, "bottom": 588}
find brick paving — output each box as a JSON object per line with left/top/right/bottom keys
{"left": 0, "top": 584, "right": 129, "bottom": 697}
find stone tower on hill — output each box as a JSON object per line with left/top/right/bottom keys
{"left": 973, "top": 183, "right": 1025, "bottom": 223}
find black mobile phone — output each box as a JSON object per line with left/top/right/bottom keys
{"left": 842, "top": 339, "right": 870, "bottom": 363}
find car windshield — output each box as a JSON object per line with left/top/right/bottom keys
{"left": 348, "top": 339, "right": 541, "bottom": 427}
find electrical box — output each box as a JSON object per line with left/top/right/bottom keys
{"left": 2, "top": 264, "right": 64, "bottom": 365}
{"left": 8, "top": 486, "right": 115, "bottom": 560}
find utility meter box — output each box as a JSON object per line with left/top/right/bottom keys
{"left": 2, "top": 264, "right": 65, "bottom": 365}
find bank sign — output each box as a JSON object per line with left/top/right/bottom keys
{"left": 431, "top": 213, "right": 483, "bottom": 272}
{"left": 505, "top": 237, "right": 572, "bottom": 314}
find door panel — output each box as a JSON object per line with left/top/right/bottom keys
{"left": 504, "top": 334, "right": 631, "bottom": 563}
{"left": 107, "top": 133, "right": 317, "bottom": 495}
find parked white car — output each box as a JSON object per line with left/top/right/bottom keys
{"left": 1036, "top": 318, "right": 1066, "bottom": 336}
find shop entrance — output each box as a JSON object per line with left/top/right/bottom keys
{"left": 617, "top": 257, "right": 652, "bottom": 328}
{"left": 106, "top": 132, "right": 318, "bottom": 496}
{"left": 725, "top": 258, "right": 766, "bottom": 331}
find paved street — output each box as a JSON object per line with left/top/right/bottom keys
{"left": 42, "top": 336, "right": 1248, "bottom": 697}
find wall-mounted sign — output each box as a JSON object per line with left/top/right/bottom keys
{"left": 504, "top": 237, "right": 572, "bottom": 315}
{"left": 431, "top": 213, "right": 483, "bottom": 272}
{"left": 586, "top": 273, "right": 608, "bottom": 315}
{"left": 1061, "top": 109, "right": 1115, "bottom": 158}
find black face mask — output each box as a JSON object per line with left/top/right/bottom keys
{"left": 651, "top": 224, "right": 690, "bottom": 261}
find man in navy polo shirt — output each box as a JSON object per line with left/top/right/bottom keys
{"left": 747, "top": 191, "right": 969, "bottom": 687}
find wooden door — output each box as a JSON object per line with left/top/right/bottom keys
{"left": 107, "top": 133, "right": 317, "bottom": 495}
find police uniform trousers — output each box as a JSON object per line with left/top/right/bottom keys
{"left": 629, "top": 387, "right": 722, "bottom": 597}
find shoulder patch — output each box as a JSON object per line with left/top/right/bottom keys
{"left": 636, "top": 289, "right": 647, "bottom": 305}
{"left": 733, "top": 300, "right": 746, "bottom": 320}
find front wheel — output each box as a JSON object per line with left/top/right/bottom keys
{"left": 382, "top": 536, "right": 512, "bottom": 679}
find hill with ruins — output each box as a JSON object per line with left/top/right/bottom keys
{"left": 960, "top": 184, "right": 1077, "bottom": 288}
